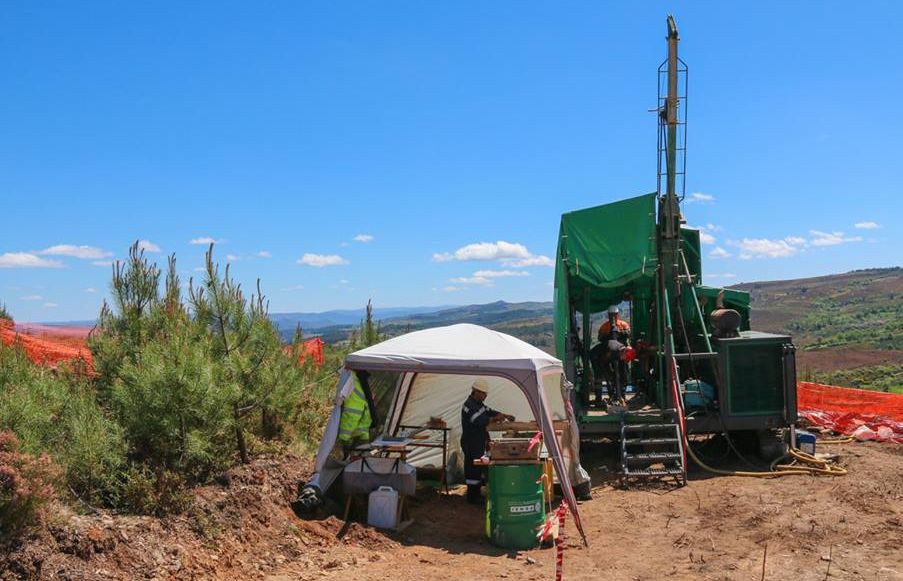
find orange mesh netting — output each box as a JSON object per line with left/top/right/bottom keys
{"left": 0, "top": 321, "right": 94, "bottom": 372}
{"left": 283, "top": 337, "right": 324, "bottom": 367}
{"left": 798, "top": 381, "right": 903, "bottom": 443}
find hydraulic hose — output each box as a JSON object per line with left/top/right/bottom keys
{"left": 686, "top": 443, "right": 814, "bottom": 477}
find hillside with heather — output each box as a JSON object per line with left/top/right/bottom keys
{"left": 300, "top": 268, "right": 902, "bottom": 393}
{"left": 733, "top": 267, "right": 903, "bottom": 392}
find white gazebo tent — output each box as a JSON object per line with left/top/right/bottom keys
{"left": 309, "top": 324, "right": 588, "bottom": 543}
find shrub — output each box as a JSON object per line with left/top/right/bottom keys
{"left": 109, "top": 330, "right": 234, "bottom": 482}
{"left": 0, "top": 431, "right": 60, "bottom": 538}
{"left": 90, "top": 242, "right": 328, "bottom": 508}
{"left": 0, "top": 344, "right": 125, "bottom": 507}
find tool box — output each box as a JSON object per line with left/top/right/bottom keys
{"left": 489, "top": 438, "right": 540, "bottom": 462}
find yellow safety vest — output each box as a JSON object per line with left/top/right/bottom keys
{"left": 338, "top": 375, "right": 372, "bottom": 443}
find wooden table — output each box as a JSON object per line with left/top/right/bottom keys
{"left": 397, "top": 424, "right": 451, "bottom": 493}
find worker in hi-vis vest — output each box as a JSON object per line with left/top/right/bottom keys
{"left": 460, "top": 378, "right": 515, "bottom": 504}
{"left": 338, "top": 372, "right": 373, "bottom": 452}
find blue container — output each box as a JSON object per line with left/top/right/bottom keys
{"left": 796, "top": 430, "right": 816, "bottom": 455}
{"left": 681, "top": 379, "right": 715, "bottom": 409}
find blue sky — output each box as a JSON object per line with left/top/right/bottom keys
{"left": 2, "top": 2, "right": 900, "bottom": 322}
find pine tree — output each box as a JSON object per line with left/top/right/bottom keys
{"left": 353, "top": 299, "right": 383, "bottom": 348}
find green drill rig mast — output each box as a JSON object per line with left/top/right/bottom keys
{"left": 553, "top": 16, "right": 798, "bottom": 479}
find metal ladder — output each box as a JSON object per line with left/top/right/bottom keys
{"left": 619, "top": 409, "right": 687, "bottom": 486}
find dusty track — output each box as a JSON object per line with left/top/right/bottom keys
{"left": 5, "top": 442, "right": 900, "bottom": 580}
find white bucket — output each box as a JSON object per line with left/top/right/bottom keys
{"left": 367, "top": 486, "right": 399, "bottom": 529}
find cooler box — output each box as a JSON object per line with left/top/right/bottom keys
{"left": 342, "top": 457, "right": 416, "bottom": 496}
{"left": 486, "top": 463, "right": 545, "bottom": 550}
{"left": 681, "top": 379, "right": 715, "bottom": 410}
{"left": 796, "top": 430, "right": 816, "bottom": 455}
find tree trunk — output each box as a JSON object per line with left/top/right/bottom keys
{"left": 261, "top": 407, "right": 275, "bottom": 439}
{"left": 234, "top": 405, "right": 249, "bottom": 464}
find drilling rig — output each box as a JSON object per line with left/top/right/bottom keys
{"left": 554, "top": 16, "right": 798, "bottom": 484}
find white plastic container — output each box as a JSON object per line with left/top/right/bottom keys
{"left": 367, "top": 486, "right": 399, "bottom": 529}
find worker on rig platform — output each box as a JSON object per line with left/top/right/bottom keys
{"left": 460, "top": 378, "right": 515, "bottom": 504}
{"left": 591, "top": 305, "right": 633, "bottom": 407}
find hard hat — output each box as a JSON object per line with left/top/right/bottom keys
{"left": 472, "top": 378, "right": 490, "bottom": 393}
{"left": 609, "top": 305, "right": 620, "bottom": 314}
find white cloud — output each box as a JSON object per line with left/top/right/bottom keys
{"left": 686, "top": 192, "right": 715, "bottom": 204}
{"left": 433, "top": 241, "right": 531, "bottom": 262}
{"left": 688, "top": 224, "right": 720, "bottom": 245}
{"left": 297, "top": 253, "right": 348, "bottom": 267}
{"left": 698, "top": 231, "right": 716, "bottom": 245}
{"left": 339, "top": 279, "right": 350, "bottom": 284}
{"left": 504, "top": 255, "right": 555, "bottom": 268}
{"left": 449, "top": 276, "right": 492, "bottom": 286}
{"left": 472, "top": 269, "right": 530, "bottom": 278}
{"left": 353, "top": 234, "right": 375, "bottom": 243}
{"left": 733, "top": 238, "right": 804, "bottom": 259}
{"left": 709, "top": 247, "right": 732, "bottom": 259}
{"left": 433, "top": 240, "right": 554, "bottom": 268}
{"left": 39, "top": 244, "right": 112, "bottom": 260}
{"left": 92, "top": 260, "right": 115, "bottom": 267}
{"left": 706, "top": 273, "right": 737, "bottom": 279}
{"left": 190, "top": 237, "right": 223, "bottom": 245}
{"left": 42, "top": 302, "right": 58, "bottom": 308}
{"left": 449, "top": 269, "right": 531, "bottom": 286}
{"left": 809, "top": 230, "right": 863, "bottom": 247}
{"left": 0, "top": 253, "right": 64, "bottom": 269}
{"left": 784, "top": 236, "right": 807, "bottom": 246}
{"left": 282, "top": 284, "right": 305, "bottom": 291}
{"left": 21, "top": 294, "right": 43, "bottom": 301}
{"left": 84, "top": 288, "right": 96, "bottom": 293}
{"left": 192, "top": 266, "right": 206, "bottom": 273}
{"left": 137, "top": 240, "right": 161, "bottom": 253}
{"left": 226, "top": 254, "right": 240, "bottom": 261}
{"left": 854, "top": 221, "right": 880, "bottom": 230}
{"left": 442, "top": 286, "right": 461, "bottom": 292}
{"left": 257, "top": 251, "right": 272, "bottom": 258}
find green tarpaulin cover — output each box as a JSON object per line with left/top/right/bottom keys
{"left": 554, "top": 193, "right": 659, "bottom": 357}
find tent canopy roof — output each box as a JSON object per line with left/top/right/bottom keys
{"left": 345, "top": 323, "right": 561, "bottom": 373}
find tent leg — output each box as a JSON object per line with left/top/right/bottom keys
{"left": 342, "top": 495, "right": 353, "bottom": 522}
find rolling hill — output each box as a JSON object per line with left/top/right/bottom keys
{"left": 287, "top": 267, "right": 901, "bottom": 392}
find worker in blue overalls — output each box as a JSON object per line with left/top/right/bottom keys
{"left": 460, "top": 378, "right": 515, "bottom": 505}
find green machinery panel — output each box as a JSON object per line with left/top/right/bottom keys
{"left": 716, "top": 331, "right": 790, "bottom": 416}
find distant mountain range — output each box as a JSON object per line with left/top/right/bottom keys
{"left": 269, "top": 305, "right": 457, "bottom": 334}
{"left": 26, "top": 268, "right": 902, "bottom": 392}
{"left": 297, "top": 300, "right": 554, "bottom": 346}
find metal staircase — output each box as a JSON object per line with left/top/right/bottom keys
{"left": 619, "top": 410, "right": 687, "bottom": 485}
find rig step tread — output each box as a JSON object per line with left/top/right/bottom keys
{"left": 623, "top": 467, "right": 685, "bottom": 477}
{"left": 624, "top": 437, "right": 680, "bottom": 445}
{"left": 624, "top": 452, "right": 682, "bottom": 463}
{"left": 622, "top": 423, "right": 678, "bottom": 431}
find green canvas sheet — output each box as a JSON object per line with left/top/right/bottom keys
{"left": 556, "top": 192, "right": 658, "bottom": 293}
{"left": 554, "top": 192, "right": 659, "bottom": 357}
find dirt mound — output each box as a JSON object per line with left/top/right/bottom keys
{"left": 0, "top": 455, "right": 399, "bottom": 580}
{"left": 0, "top": 321, "right": 93, "bottom": 371}
{"left": 3, "top": 443, "right": 902, "bottom": 580}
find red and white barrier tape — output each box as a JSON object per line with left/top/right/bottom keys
{"left": 537, "top": 501, "right": 570, "bottom": 581}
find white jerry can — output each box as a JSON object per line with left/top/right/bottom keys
{"left": 367, "top": 486, "right": 399, "bottom": 529}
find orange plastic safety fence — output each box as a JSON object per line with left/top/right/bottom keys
{"left": 1, "top": 321, "right": 94, "bottom": 372}
{"left": 799, "top": 381, "right": 903, "bottom": 422}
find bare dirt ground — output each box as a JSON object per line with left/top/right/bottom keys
{"left": 797, "top": 349, "right": 903, "bottom": 374}
{"left": 3, "top": 443, "right": 902, "bottom": 580}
